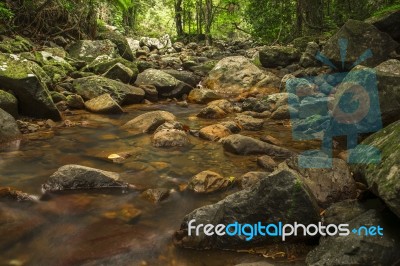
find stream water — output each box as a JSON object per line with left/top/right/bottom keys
{"left": 0, "top": 103, "right": 325, "bottom": 266}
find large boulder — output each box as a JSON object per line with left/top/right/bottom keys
{"left": 366, "top": 10, "right": 400, "bottom": 42}
{"left": 0, "top": 108, "right": 21, "bottom": 144}
{"left": 122, "top": 110, "right": 176, "bottom": 133}
{"left": 352, "top": 121, "right": 400, "bottom": 218}
{"left": 259, "top": 46, "right": 301, "bottom": 68}
{"left": 221, "top": 134, "right": 294, "bottom": 159}
{"left": 174, "top": 169, "right": 320, "bottom": 249}
{"left": 321, "top": 19, "right": 399, "bottom": 68}
{"left": 84, "top": 93, "right": 123, "bottom": 114}
{"left": 203, "top": 56, "right": 268, "bottom": 95}
{"left": 0, "top": 90, "right": 18, "bottom": 117}
{"left": 162, "top": 69, "right": 201, "bottom": 88}
{"left": 126, "top": 38, "right": 141, "bottom": 55}
{"left": 0, "top": 53, "right": 61, "bottom": 120}
{"left": 97, "top": 30, "right": 135, "bottom": 61}
{"left": 67, "top": 40, "right": 118, "bottom": 63}
{"left": 42, "top": 165, "right": 128, "bottom": 192}
{"left": 152, "top": 129, "right": 189, "bottom": 148}
{"left": 71, "top": 76, "right": 144, "bottom": 105}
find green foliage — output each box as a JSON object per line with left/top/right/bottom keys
{"left": 0, "top": 3, "right": 14, "bottom": 21}
{"left": 372, "top": 3, "right": 400, "bottom": 17}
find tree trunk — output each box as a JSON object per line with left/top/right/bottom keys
{"left": 205, "top": 0, "right": 212, "bottom": 45}
{"left": 87, "top": 0, "right": 97, "bottom": 39}
{"left": 175, "top": 0, "right": 184, "bottom": 37}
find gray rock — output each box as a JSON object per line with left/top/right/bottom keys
{"left": 257, "top": 155, "right": 277, "bottom": 172}
{"left": 67, "top": 40, "right": 118, "bottom": 63}
{"left": 103, "top": 62, "right": 134, "bottom": 84}
{"left": 174, "top": 169, "right": 320, "bottom": 249}
{"left": 97, "top": 30, "right": 135, "bottom": 61}
{"left": 122, "top": 111, "right": 176, "bottom": 133}
{"left": 259, "top": 46, "right": 301, "bottom": 68}
{"left": 42, "top": 164, "right": 128, "bottom": 192}
{"left": 152, "top": 129, "right": 189, "bottom": 148}
{"left": 299, "top": 42, "right": 320, "bottom": 68}
{"left": 187, "top": 170, "right": 231, "bottom": 193}
{"left": 365, "top": 10, "right": 400, "bottom": 42}
{"left": 84, "top": 93, "right": 123, "bottom": 114}
{"left": 0, "top": 108, "right": 21, "bottom": 143}
{"left": 235, "top": 115, "right": 264, "bottom": 131}
{"left": 162, "top": 69, "right": 201, "bottom": 88}
{"left": 238, "top": 171, "right": 269, "bottom": 189}
{"left": 0, "top": 187, "right": 36, "bottom": 202}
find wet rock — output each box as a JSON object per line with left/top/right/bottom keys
{"left": 0, "top": 187, "right": 36, "bottom": 202}
{"left": 139, "top": 85, "right": 158, "bottom": 102}
{"left": 0, "top": 90, "right": 18, "bottom": 117}
{"left": 257, "top": 155, "right": 277, "bottom": 172}
{"left": 152, "top": 129, "right": 189, "bottom": 148}
{"left": 72, "top": 76, "right": 144, "bottom": 105}
{"left": 259, "top": 46, "right": 301, "bottom": 68}
{"left": 67, "top": 40, "right": 118, "bottom": 63}
{"left": 221, "top": 134, "right": 294, "bottom": 158}
{"left": 102, "top": 204, "right": 142, "bottom": 222}
{"left": 84, "top": 93, "right": 123, "bottom": 114}
{"left": 208, "top": 99, "right": 234, "bottom": 113}
{"left": 306, "top": 209, "right": 400, "bottom": 266}
{"left": 187, "top": 170, "right": 231, "bottom": 193}
{"left": 42, "top": 164, "right": 128, "bottom": 192}
{"left": 122, "top": 111, "right": 176, "bottom": 133}
{"left": 235, "top": 115, "right": 264, "bottom": 131}
{"left": 260, "top": 135, "right": 283, "bottom": 146}
{"left": 279, "top": 156, "right": 357, "bottom": 208}
{"left": 352, "top": 121, "right": 400, "bottom": 218}
{"left": 203, "top": 56, "right": 267, "bottom": 94}
{"left": 197, "top": 105, "right": 227, "bottom": 119}
{"left": 141, "top": 188, "right": 170, "bottom": 203}
{"left": 162, "top": 69, "right": 201, "bottom": 88}
{"left": 103, "top": 62, "right": 134, "bottom": 84}
{"left": 366, "top": 10, "right": 400, "bottom": 42}
{"left": 322, "top": 19, "right": 399, "bottom": 68}
{"left": 199, "top": 124, "right": 231, "bottom": 141}
{"left": 66, "top": 94, "right": 85, "bottom": 109}
{"left": 174, "top": 169, "right": 320, "bottom": 249}
{"left": 220, "top": 121, "right": 242, "bottom": 134}
{"left": 188, "top": 88, "right": 221, "bottom": 104}
{"left": 0, "top": 108, "right": 21, "bottom": 143}
{"left": 238, "top": 171, "right": 269, "bottom": 189}
{"left": 0, "top": 53, "right": 62, "bottom": 120}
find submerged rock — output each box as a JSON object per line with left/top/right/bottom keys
{"left": 152, "top": 128, "right": 189, "bottom": 148}
{"left": 174, "top": 169, "right": 320, "bottom": 249}
{"left": 0, "top": 108, "right": 21, "bottom": 143}
{"left": 141, "top": 188, "right": 170, "bottom": 203}
{"left": 42, "top": 165, "right": 128, "bottom": 192}
{"left": 187, "top": 170, "right": 231, "bottom": 193}
{"left": 84, "top": 93, "right": 123, "bottom": 114}
{"left": 122, "top": 110, "right": 176, "bottom": 133}
{"left": 0, "top": 187, "right": 36, "bottom": 202}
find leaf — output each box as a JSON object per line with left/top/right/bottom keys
{"left": 108, "top": 154, "right": 122, "bottom": 159}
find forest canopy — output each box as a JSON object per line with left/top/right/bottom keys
{"left": 1, "top": 0, "right": 400, "bottom": 44}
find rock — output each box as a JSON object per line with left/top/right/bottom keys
{"left": 279, "top": 156, "right": 357, "bottom": 207}
{"left": 84, "top": 93, "right": 123, "bottom": 114}
{"left": 187, "top": 170, "right": 231, "bottom": 193}
{"left": 173, "top": 42, "right": 184, "bottom": 52}
{"left": 306, "top": 209, "right": 400, "bottom": 266}
{"left": 241, "top": 97, "right": 270, "bottom": 113}
{"left": 0, "top": 90, "right": 18, "bottom": 117}
{"left": 257, "top": 155, "right": 277, "bottom": 172}
{"left": 352, "top": 121, "right": 400, "bottom": 218}
{"left": 186, "top": 42, "right": 198, "bottom": 50}
{"left": 235, "top": 115, "right": 264, "bottom": 131}
{"left": 141, "top": 188, "right": 170, "bottom": 203}
{"left": 122, "top": 111, "right": 176, "bottom": 133}
{"left": 197, "top": 105, "right": 226, "bottom": 119}
{"left": 188, "top": 88, "right": 221, "bottom": 104}
{"left": 365, "top": 10, "right": 400, "bottom": 42}
{"left": 140, "top": 36, "right": 170, "bottom": 50}
{"left": 260, "top": 135, "right": 283, "bottom": 146}
{"left": 0, "top": 108, "right": 21, "bottom": 143}
{"left": 0, "top": 187, "right": 36, "bottom": 202}
{"left": 160, "top": 56, "right": 182, "bottom": 68}
{"left": 162, "top": 69, "right": 201, "bottom": 88}
{"left": 139, "top": 85, "right": 158, "bottom": 102}
{"left": 126, "top": 38, "right": 141, "bottom": 54}
{"left": 199, "top": 124, "right": 231, "bottom": 141}
{"left": 299, "top": 97, "right": 330, "bottom": 119}
{"left": 42, "top": 164, "right": 128, "bottom": 192}
{"left": 299, "top": 42, "right": 320, "bottom": 68}
{"left": 0, "top": 53, "right": 62, "bottom": 120}
{"left": 208, "top": 99, "right": 234, "bottom": 113}
{"left": 67, "top": 40, "right": 118, "bottom": 63}
{"left": 265, "top": 92, "right": 299, "bottom": 112}
{"left": 50, "top": 91, "right": 67, "bottom": 103}
{"left": 0, "top": 35, "right": 33, "bottom": 53}
{"left": 203, "top": 56, "right": 267, "bottom": 94}
{"left": 238, "top": 172, "right": 269, "bottom": 189}
{"left": 72, "top": 76, "right": 144, "bottom": 105}
{"left": 66, "top": 94, "right": 85, "bottom": 109}
{"left": 221, "top": 134, "right": 294, "bottom": 158}
{"left": 220, "top": 121, "right": 242, "bottom": 134}
{"left": 322, "top": 199, "right": 368, "bottom": 225}
{"left": 103, "top": 62, "right": 134, "bottom": 83}
{"left": 374, "top": 59, "right": 400, "bottom": 125}
{"left": 97, "top": 29, "right": 135, "bottom": 61}
{"left": 270, "top": 105, "right": 297, "bottom": 120}
{"left": 174, "top": 169, "right": 320, "bottom": 249}
{"left": 259, "top": 46, "right": 301, "bottom": 68}
{"left": 321, "top": 19, "right": 399, "bottom": 68}
{"left": 84, "top": 56, "right": 138, "bottom": 80}
{"left": 152, "top": 129, "right": 189, "bottom": 148}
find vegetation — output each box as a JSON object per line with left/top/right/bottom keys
{"left": 0, "top": 0, "right": 399, "bottom": 44}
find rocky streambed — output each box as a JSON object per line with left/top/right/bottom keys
{"left": 0, "top": 15, "right": 400, "bottom": 266}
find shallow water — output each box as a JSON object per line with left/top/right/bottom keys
{"left": 0, "top": 103, "right": 328, "bottom": 266}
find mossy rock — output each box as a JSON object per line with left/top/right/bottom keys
{"left": 0, "top": 90, "right": 18, "bottom": 117}
{"left": 97, "top": 30, "right": 134, "bottom": 61}
{"left": 0, "top": 35, "right": 33, "bottom": 54}
{"left": 84, "top": 56, "right": 138, "bottom": 81}
{"left": 67, "top": 40, "right": 118, "bottom": 63}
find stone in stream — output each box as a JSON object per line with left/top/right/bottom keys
{"left": 66, "top": 94, "right": 85, "bottom": 109}
{"left": 84, "top": 93, "right": 124, "bottom": 114}
{"left": 188, "top": 88, "right": 221, "bottom": 104}
{"left": 322, "top": 19, "right": 398, "bottom": 68}
{"left": 219, "top": 121, "right": 242, "bottom": 134}
{"left": 221, "top": 134, "right": 294, "bottom": 159}
{"left": 0, "top": 108, "right": 21, "bottom": 144}
{"left": 197, "top": 105, "right": 227, "bottom": 119}
{"left": 257, "top": 155, "right": 277, "bottom": 172}
{"left": 42, "top": 165, "right": 129, "bottom": 192}
{"left": 152, "top": 128, "right": 189, "bottom": 148}
{"left": 141, "top": 188, "right": 170, "bottom": 203}
{"left": 260, "top": 135, "right": 283, "bottom": 146}
{"left": 352, "top": 120, "right": 400, "bottom": 218}
{"left": 174, "top": 169, "right": 320, "bottom": 249}
{"left": 103, "top": 62, "right": 134, "bottom": 84}
{"left": 0, "top": 53, "right": 62, "bottom": 120}
{"left": 163, "top": 69, "right": 202, "bottom": 88}
{"left": 238, "top": 171, "right": 270, "bottom": 189}
{"left": 0, "top": 90, "right": 18, "bottom": 117}
{"left": 235, "top": 114, "right": 264, "bottom": 131}
{"left": 208, "top": 99, "right": 234, "bottom": 113}
{"left": 122, "top": 110, "right": 176, "bottom": 133}
{"left": 199, "top": 124, "right": 231, "bottom": 141}
{"left": 187, "top": 170, "right": 232, "bottom": 193}
{"left": 0, "top": 187, "right": 36, "bottom": 202}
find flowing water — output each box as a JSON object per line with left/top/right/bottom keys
{"left": 0, "top": 103, "right": 327, "bottom": 266}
